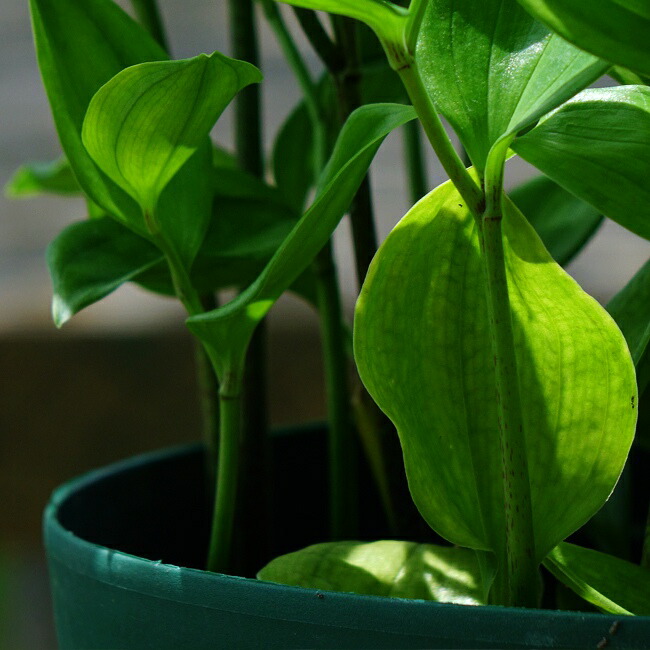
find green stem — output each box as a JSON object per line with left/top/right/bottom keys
{"left": 314, "top": 242, "right": 358, "bottom": 539}
{"left": 130, "top": 0, "right": 169, "bottom": 51}
{"left": 397, "top": 62, "right": 483, "bottom": 217}
{"left": 403, "top": 119, "right": 428, "bottom": 204}
{"left": 207, "top": 371, "right": 244, "bottom": 573}
{"left": 479, "top": 150, "right": 538, "bottom": 608}
{"left": 292, "top": 7, "right": 343, "bottom": 73}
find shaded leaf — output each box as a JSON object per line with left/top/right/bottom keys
{"left": 82, "top": 52, "right": 261, "bottom": 216}
{"left": 258, "top": 540, "right": 484, "bottom": 605}
{"left": 416, "top": 0, "right": 608, "bottom": 173}
{"left": 47, "top": 217, "right": 162, "bottom": 327}
{"left": 5, "top": 158, "right": 80, "bottom": 197}
{"left": 29, "top": 0, "right": 165, "bottom": 222}
{"left": 509, "top": 174, "right": 602, "bottom": 266}
{"left": 607, "top": 259, "right": 650, "bottom": 395}
{"left": 544, "top": 542, "right": 650, "bottom": 616}
{"left": 187, "top": 103, "right": 417, "bottom": 379}
{"left": 512, "top": 86, "right": 650, "bottom": 241}
{"left": 354, "top": 177, "right": 636, "bottom": 565}
{"left": 516, "top": 0, "right": 650, "bottom": 77}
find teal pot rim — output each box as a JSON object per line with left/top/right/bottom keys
{"left": 44, "top": 440, "right": 650, "bottom": 649}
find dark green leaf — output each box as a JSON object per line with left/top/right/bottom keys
{"left": 544, "top": 542, "right": 650, "bottom": 615}
{"left": 509, "top": 175, "right": 602, "bottom": 266}
{"left": 188, "top": 103, "right": 417, "bottom": 380}
{"left": 29, "top": 0, "right": 165, "bottom": 223}
{"left": 607, "top": 259, "right": 650, "bottom": 395}
{"left": 354, "top": 176, "right": 636, "bottom": 565}
{"left": 47, "top": 217, "right": 162, "bottom": 327}
{"left": 5, "top": 158, "right": 80, "bottom": 197}
{"left": 516, "top": 0, "right": 650, "bottom": 77}
{"left": 258, "top": 540, "right": 484, "bottom": 605}
{"left": 416, "top": 0, "right": 608, "bottom": 173}
{"left": 512, "top": 86, "right": 650, "bottom": 241}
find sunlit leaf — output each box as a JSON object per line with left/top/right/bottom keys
{"left": 187, "top": 103, "right": 417, "bottom": 379}
{"left": 82, "top": 52, "right": 261, "bottom": 217}
{"left": 416, "top": 0, "right": 608, "bottom": 173}
{"left": 258, "top": 540, "right": 484, "bottom": 605}
{"left": 544, "top": 542, "right": 650, "bottom": 615}
{"left": 512, "top": 86, "right": 650, "bottom": 241}
{"left": 509, "top": 175, "right": 602, "bottom": 266}
{"left": 354, "top": 177, "right": 636, "bottom": 566}
{"left": 516, "top": 0, "right": 650, "bottom": 77}
{"left": 5, "top": 158, "right": 80, "bottom": 197}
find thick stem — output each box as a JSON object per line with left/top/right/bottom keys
{"left": 314, "top": 242, "right": 358, "bottom": 539}
{"left": 479, "top": 155, "right": 539, "bottom": 607}
{"left": 397, "top": 63, "right": 483, "bottom": 217}
{"left": 403, "top": 119, "right": 428, "bottom": 204}
{"left": 130, "top": 0, "right": 169, "bottom": 51}
{"left": 207, "top": 373, "right": 244, "bottom": 573}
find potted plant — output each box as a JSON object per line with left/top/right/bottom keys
{"left": 11, "top": 0, "right": 650, "bottom": 646}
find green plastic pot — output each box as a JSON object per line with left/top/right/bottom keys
{"left": 44, "top": 425, "right": 650, "bottom": 649}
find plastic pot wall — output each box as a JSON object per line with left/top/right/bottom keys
{"left": 44, "top": 426, "right": 650, "bottom": 649}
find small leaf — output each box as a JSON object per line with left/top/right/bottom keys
{"left": 5, "top": 158, "right": 80, "bottom": 197}
{"left": 516, "top": 0, "right": 650, "bottom": 77}
{"left": 258, "top": 540, "right": 484, "bottom": 605}
{"left": 47, "top": 217, "right": 163, "bottom": 327}
{"left": 187, "top": 103, "right": 417, "bottom": 380}
{"left": 512, "top": 86, "right": 650, "bottom": 241}
{"left": 544, "top": 542, "right": 650, "bottom": 615}
{"left": 82, "top": 52, "right": 262, "bottom": 216}
{"left": 416, "top": 0, "right": 608, "bottom": 173}
{"left": 607, "top": 259, "right": 650, "bottom": 395}
{"left": 509, "top": 175, "right": 602, "bottom": 266}
{"left": 354, "top": 176, "right": 636, "bottom": 565}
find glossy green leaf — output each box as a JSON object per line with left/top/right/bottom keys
{"left": 354, "top": 177, "right": 636, "bottom": 565}
{"left": 416, "top": 0, "right": 608, "bottom": 173}
{"left": 82, "top": 52, "right": 261, "bottom": 216}
{"left": 5, "top": 158, "right": 80, "bottom": 197}
{"left": 258, "top": 540, "right": 484, "bottom": 605}
{"left": 544, "top": 542, "right": 650, "bottom": 615}
{"left": 516, "top": 0, "right": 650, "bottom": 77}
{"left": 608, "top": 259, "right": 650, "bottom": 395}
{"left": 187, "top": 103, "right": 417, "bottom": 379}
{"left": 29, "top": 0, "right": 165, "bottom": 222}
{"left": 512, "top": 86, "right": 650, "bottom": 241}
{"left": 47, "top": 217, "right": 162, "bottom": 327}
{"left": 275, "top": 0, "right": 407, "bottom": 47}
{"left": 509, "top": 175, "right": 602, "bottom": 267}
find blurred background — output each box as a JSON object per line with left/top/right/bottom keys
{"left": 1, "top": 1, "right": 649, "bottom": 647}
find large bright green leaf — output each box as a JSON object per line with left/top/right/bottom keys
{"left": 512, "top": 86, "right": 650, "bottom": 241}
{"left": 354, "top": 178, "right": 636, "bottom": 566}
{"left": 82, "top": 52, "right": 261, "bottom": 217}
{"left": 187, "top": 103, "right": 417, "bottom": 379}
{"left": 47, "top": 217, "right": 162, "bottom": 327}
{"left": 5, "top": 158, "right": 80, "bottom": 197}
{"left": 416, "top": 0, "right": 608, "bottom": 173}
{"left": 516, "top": 0, "right": 650, "bottom": 77}
{"left": 608, "top": 259, "right": 650, "bottom": 395}
{"left": 29, "top": 0, "right": 166, "bottom": 222}
{"left": 509, "top": 175, "right": 602, "bottom": 267}
{"left": 258, "top": 540, "right": 484, "bottom": 605}
{"left": 544, "top": 542, "right": 650, "bottom": 615}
